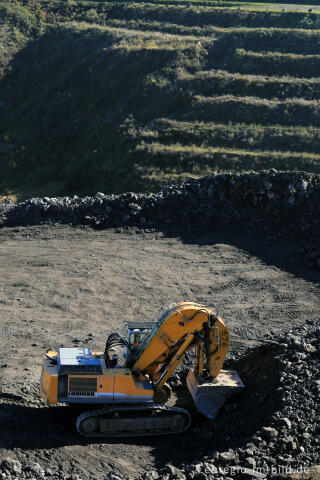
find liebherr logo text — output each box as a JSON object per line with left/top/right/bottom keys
{"left": 69, "top": 392, "right": 95, "bottom": 396}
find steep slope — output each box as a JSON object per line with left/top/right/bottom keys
{"left": 2, "top": 0, "right": 320, "bottom": 198}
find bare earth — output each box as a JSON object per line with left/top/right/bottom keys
{"left": 0, "top": 225, "right": 319, "bottom": 478}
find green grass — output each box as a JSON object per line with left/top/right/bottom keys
{"left": 101, "top": 20, "right": 320, "bottom": 60}
{"left": 189, "top": 95, "right": 320, "bottom": 126}
{"left": 76, "top": 0, "right": 320, "bottom": 6}
{"left": 135, "top": 141, "right": 320, "bottom": 173}
{"left": 179, "top": 69, "right": 320, "bottom": 100}
{"left": 140, "top": 119, "right": 320, "bottom": 153}
{"left": 37, "top": 1, "right": 320, "bottom": 29}
{"left": 222, "top": 48, "right": 320, "bottom": 77}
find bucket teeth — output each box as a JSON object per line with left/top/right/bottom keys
{"left": 187, "top": 369, "right": 245, "bottom": 419}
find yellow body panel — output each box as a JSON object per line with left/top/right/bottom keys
{"left": 41, "top": 355, "right": 153, "bottom": 405}
{"left": 114, "top": 369, "right": 153, "bottom": 400}
{"left": 40, "top": 353, "right": 58, "bottom": 405}
{"left": 99, "top": 370, "right": 114, "bottom": 393}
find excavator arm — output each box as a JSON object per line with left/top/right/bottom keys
{"left": 131, "top": 302, "right": 243, "bottom": 417}
{"left": 131, "top": 302, "right": 229, "bottom": 387}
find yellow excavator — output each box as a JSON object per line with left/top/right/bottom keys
{"left": 41, "top": 302, "right": 244, "bottom": 437}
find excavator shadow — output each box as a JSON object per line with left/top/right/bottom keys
{"left": 0, "top": 398, "right": 206, "bottom": 469}
{"left": 0, "top": 400, "right": 157, "bottom": 450}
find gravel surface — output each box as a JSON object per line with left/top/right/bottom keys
{"left": 0, "top": 225, "right": 319, "bottom": 479}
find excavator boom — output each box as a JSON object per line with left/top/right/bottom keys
{"left": 132, "top": 302, "right": 229, "bottom": 384}
{"left": 130, "top": 302, "right": 243, "bottom": 417}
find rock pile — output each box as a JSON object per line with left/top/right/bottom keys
{"left": 1, "top": 320, "right": 319, "bottom": 480}
{"left": 153, "top": 320, "right": 320, "bottom": 480}
{"left": 1, "top": 171, "right": 320, "bottom": 242}
{"left": 0, "top": 458, "right": 82, "bottom": 480}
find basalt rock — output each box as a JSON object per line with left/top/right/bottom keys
{"left": 1, "top": 172, "right": 319, "bottom": 243}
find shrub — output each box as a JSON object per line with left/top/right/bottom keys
{"left": 82, "top": 9, "right": 100, "bottom": 23}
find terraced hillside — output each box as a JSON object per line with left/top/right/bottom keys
{"left": 1, "top": 0, "right": 320, "bottom": 198}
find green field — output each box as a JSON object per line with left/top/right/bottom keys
{"left": 1, "top": 0, "right": 320, "bottom": 198}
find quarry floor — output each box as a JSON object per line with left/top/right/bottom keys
{"left": 0, "top": 225, "right": 319, "bottom": 478}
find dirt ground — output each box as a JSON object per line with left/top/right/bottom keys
{"left": 0, "top": 225, "right": 319, "bottom": 478}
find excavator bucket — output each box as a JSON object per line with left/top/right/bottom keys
{"left": 186, "top": 369, "right": 244, "bottom": 420}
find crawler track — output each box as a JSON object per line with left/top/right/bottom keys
{"left": 76, "top": 404, "right": 191, "bottom": 437}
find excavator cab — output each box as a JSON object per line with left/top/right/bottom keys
{"left": 126, "top": 321, "right": 155, "bottom": 349}
{"left": 124, "top": 321, "right": 155, "bottom": 367}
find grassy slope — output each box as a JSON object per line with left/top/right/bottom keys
{"left": 2, "top": 0, "right": 320, "bottom": 198}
